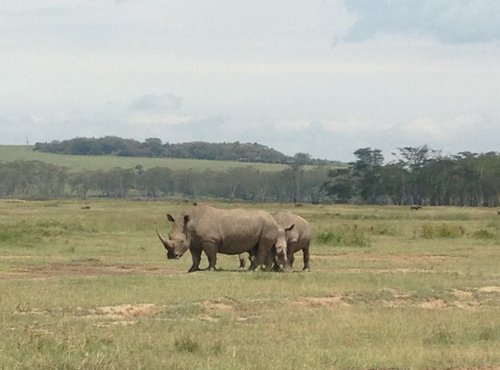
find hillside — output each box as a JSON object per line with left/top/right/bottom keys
{"left": 0, "top": 145, "right": 314, "bottom": 173}
{"left": 33, "top": 137, "right": 337, "bottom": 166}
{"left": 1, "top": 145, "right": 339, "bottom": 202}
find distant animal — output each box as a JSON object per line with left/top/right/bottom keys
{"left": 238, "top": 211, "right": 311, "bottom": 271}
{"left": 410, "top": 205, "right": 422, "bottom": 210}
{"left": 497, "top": 210, "right": 500, "bottom": 215}
{"left": 81, "top": 205, "right": 91, "bottom": 209}
{"left": 156, "top": 204, "right": 282, "bottom": 272}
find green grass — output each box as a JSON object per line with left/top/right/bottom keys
{"left": 0, "top": 200, "right": 499, "bottom": 369}
{"left": 0, "top": 145, "right": 298, "bottom": 172}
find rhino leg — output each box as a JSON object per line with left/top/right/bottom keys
{"left": 302, "top": 245, "right": 310, "bottom": 271}
{"left": 269, "top": 247, "right": 282, "bottom": 272}
{"left": 288, "top": 253, "right": 295, "bottom": 269}
{"left": 286, "top": 241, "right": 297, "bottom": 270}
{"left": 188, "top": 248, "right": 202, "bottom": 273}
{"left": 253, "top": 240, "right": 274, "bottom": 271}
{"left": 202, "top": 242, "right": 218, "bottom": 271}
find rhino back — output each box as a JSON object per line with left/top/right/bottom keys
{"left": 187, "top": 205, "right": 277, "bottom": 254}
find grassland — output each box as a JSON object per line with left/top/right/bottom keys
{"left": 0, "top": 200, "right": 499, "bottom": 369}
{"left": 0, "top": 145, "right": 296, "bottom": 172}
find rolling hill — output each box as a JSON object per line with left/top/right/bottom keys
{"left": 0, "top": 145, "right": 329, "bottom": 173}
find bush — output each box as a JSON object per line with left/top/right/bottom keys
{"left": 317, "top": 225, "right": 370, "bottom": 247}
{"left": 174, "top": 336, "right": 200, "bottom": 353}
{"left": 421, "top": 224, "right": 465, "bottom": 239}
{"left": 471, "top": 229, "right": 496, "bottom": 240}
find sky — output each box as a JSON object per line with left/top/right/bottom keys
{"left": 1, "top": 0, "right": 499, "bottom": 162}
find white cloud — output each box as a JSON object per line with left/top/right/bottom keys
{"left": 127, "top": 113, "right": 192, "bottom": 127}
{"left": 344, "top": 0, "right": 500, "bottom": 44}
{"left": 1, "top": 1, "right": 499, "bottom": 162}
{"left": 129, "top": 94, "right": 183, "bottom": 113}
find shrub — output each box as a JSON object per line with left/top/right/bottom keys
{"left": 316, "top": 225, "right": 370, "bottom": 247}
{"left": 421, "top": 224, "right": 465, "bottom": 239}
{"left": 471, "top": 229, "right": 496, "bottom": 240}
{"left": 424, "top": 325, "right": 454, "bottom": 345}
{"left": 174, "top": 336, "right": 200, "bottom": 353}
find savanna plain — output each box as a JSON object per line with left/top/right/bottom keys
{"left": 0, "top": 200, "right": 499, "bottom": 369}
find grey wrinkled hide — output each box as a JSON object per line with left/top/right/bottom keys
{"left": 166, "top": 204, "right": 278, "bottom": 272}
{"left": 274, "top": 211, "right": 311, "bottom": 271}
{"left": 238, "top": 211, "right": 311, "bottom": 271}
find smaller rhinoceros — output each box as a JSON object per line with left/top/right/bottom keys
{"left": 273, "top": 211, "right": 311, "bottom": 271}
{"left": 238, "top": 211, "right": 310, "bottom": 271}
{"left": 237, "top": 222, "right": 291, "bottom": 271}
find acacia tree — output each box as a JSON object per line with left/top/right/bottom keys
{"left": 351, "top": 148, "right": 385, "bottom": 203}
{"left": 321, "top": 168, "right": 355, "bottom": 203}
{"left": 394, "top": 145, "right": 440, "bottom": 205}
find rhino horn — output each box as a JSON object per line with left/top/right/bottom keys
{"left": 156, "top": 228, "right": 173, "bottom": 250}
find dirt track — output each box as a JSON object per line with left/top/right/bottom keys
{"left": 1, "top": 261, "right": 184, "bottom": 280}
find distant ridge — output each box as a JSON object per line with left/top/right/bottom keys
{"left": 33, "top": 136, "right": 339, "bottom": 166}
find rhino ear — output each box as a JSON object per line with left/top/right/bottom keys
{"left": 167, "top": 213, "right": 175, "bottom": 223}
{"left": 285, "top": 224, "right": 295, "bottom": 232}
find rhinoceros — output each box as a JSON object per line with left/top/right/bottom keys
{"left": 273, "top": 211, "right": 311, "bottom": 271}
{"left": 240, "top": 211, "right": 312, "bottom": 271}
{"left": 237, "top": 221, "right": 293, "bottom": 271}
{"left": 157, "top": 204, "right": 285, "bottom": 272}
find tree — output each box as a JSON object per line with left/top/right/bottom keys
{"left": 394, "top": 145, "right": 440, "bottom": 205}
{"left": 322, "top": 168, "right": 355, "bottom": 203}
{"left": 351, "top": 148, "right": 385, "bottom": 203}
{"left": 138, "top": 167, "right": 173, "bottom": 197}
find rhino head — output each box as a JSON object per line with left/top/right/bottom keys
{"left": 274, "top": 223, "right": 294, "bottom": 267}
{"left": 157, "top": 213, "right": 191, "bottom": 260}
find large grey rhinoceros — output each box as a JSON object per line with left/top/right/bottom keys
{"left": 238, "top": 211, "right": 311, "bottom": 271}
{"left": 156, "top": 204, "right": 285, "bottom": 272}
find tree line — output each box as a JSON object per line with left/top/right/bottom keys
{"left": 33, "top": 137, "right": 335, "bottom": 166}
{"left": 2, "top": 145, "right": 500, "bottom": 206}
{"left": 0, "top": 160, "right": 328, "bottom": 203}
{"left": 323, "top": 146, "right": 500, "bottom": 207}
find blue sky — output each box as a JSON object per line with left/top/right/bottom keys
{"left": 1, "top": 0, "right": 499, "bottom": 161}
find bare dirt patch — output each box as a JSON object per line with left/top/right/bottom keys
{"left": 87, "top": 303, "right": 162, "bottom": 320}
{"left": 1, "top": 261, "right": 183, "bottom": 280}
{"left": 478, "top": 286, "right": 500, "bottom": 293}
{"left": 315, "top": 253, "right": 452, "bottom": 263}
{"left": 451, "top": 289, "right": 474, "bottom": 299}
{"left": 202, "top": 297, "right": 237, "bottom": 312}
{"left": 419, "top": 298, "right": 449, "bottom": 309}
{"left": 292, "top": 289, "right": 486, "bottom": 311}
{"left": 292, "top": 294, "right": 350, "bottom": 308}
{"left": 81, "top": 303, "right": 165, "bottom": 327}
{"left": 340, "top": 267, "right": 432, "bottom": 274}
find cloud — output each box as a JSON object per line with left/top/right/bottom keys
{"left": 1, "top": 1, "right": 499, "bottom": 163}
{"left": 129, "top": 93, "right": 183, "bottom": 113}
{"left": 344, "top": 0, "right": 500, "bottom": 44}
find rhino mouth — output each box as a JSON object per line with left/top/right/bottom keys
{"left": 166, "top": 250, "right": 178, "bottom": 260}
